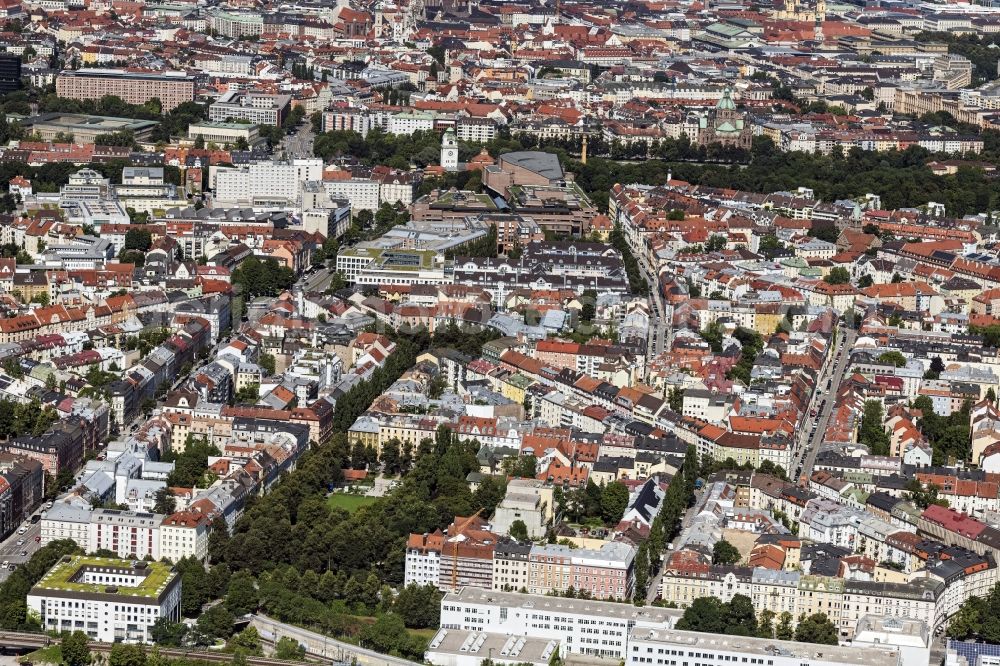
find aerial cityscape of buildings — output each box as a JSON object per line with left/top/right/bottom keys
{"left": 1, "top": 0, "right": 1000, "bottom": 665}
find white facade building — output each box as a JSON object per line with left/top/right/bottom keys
{"left": 215, "top": 158, "right": 323, "bottom": 205}
{"left": 439, "top": 588, "right": 682, "bottom": 660}
{"left": 626, "top": 628, "right": 901, "bottom": 666}
{"left": 27, "top": 557, "right": 181, "bottom": 644}
{"left": 88, "top": 509, "right": 164, "bottom": 560}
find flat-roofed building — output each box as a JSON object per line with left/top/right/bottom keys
{"left": 208, "top": 90, "right": 290, "bottom": 126}
{"left": 187, "top": 121, "right": 265, "bottom": 149}
{"left": 27, "top": 556, "right": 181, "bottom": 643}
{"left": 56, "top": 69, "right": 195, "bottom": 111}
{"left": 439, "top": 587, "right": 683, "bottom": 660}
{"left": 21, "top": 113, "right": 159, "bottom": 143}
{"left": 626, "top": 627, "right": 902, "bottom": 666}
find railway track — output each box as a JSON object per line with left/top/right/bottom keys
{"left": 0, "top": 631, "right": 318, "bottom": 666}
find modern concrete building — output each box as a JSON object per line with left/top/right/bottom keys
{"left": 208, "top": 90, "right": 291, "bottom": 126}
{"left": 20, "top": 113, "right": 159, "bottom": 143}
{"left": 626, "top": 627, "right": 901, "bottom": 666}
{"left": 28, "top": 556, "right": 181, "bottom": 643}
{"left": 439, "top": 587, "right": 683, "bottom": 660}
{"left": 187, "top": 121, "right": 265, "bottom": 148}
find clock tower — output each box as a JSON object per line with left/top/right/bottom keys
{"left": 441, "top": 128, "right": 459, "bottom": 172}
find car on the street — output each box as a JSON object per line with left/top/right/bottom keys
{"left": 16, "top": 539, "right": 23, "bottom": 546}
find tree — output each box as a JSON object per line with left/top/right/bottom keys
{"left": 667, "top": 387, "right": 685, "bottom": 413}
{"left": 794, "top": 613, "right": 839, "bottom": 645}
{"left": 857, "top": 274, "right": 874, "bottom": 288}
{"left": 152, "top": 487, "right": 175, "bottom": 515}
{"left": 858, "top": 400, "right": 891, "bottom": 456}
{"left": 380, "top": 438, "right": 401, "bottom": 475}
{"left": 676, "top": 597, "right": 727, "bottom": 633}
{"left": 509, "top": 519, "right": 529, "bottom": 542}
{"left": 62, "top": 630, "right": 90, "bottom": 666}
{"left": 149, "top": 617, "right": 187, "bottom": 646}
{"left": 705, "top": 234, "right": 726, "bottom": 252}
{"left": 359, "top": 613, "right": 412, "bottom": 657}
{"left": 274, "top": 637, "right": 305, "bottom": 661}
{"left": 472, "top": 476, "right": 506, "bottom": 517}
{"left": 758, "top": 609, "right": 776, "bottom": 639}
{"left": 225, "top": 570, "right": 259, "bottom": 616}
{"left": 712, "top": 539, "right": 741, "bottom": 565}
{"left": 124, "top": 227, "right": 152, "bottom": 251}
{"left": 823, "top": 267, "right": 851, "bottom": 285}
{"left": 393, "top": 584, "right": 441, "bottom": 628}
{"left": 600, "top": 481, "right": 629, "bottom": 524}
{"left": 208, "top": 516, "right": 230, "bottom": 564}
{"left": 775, "top": 612, "right": 794, "bottom": 640}
{"left": 988, "top": 387, "right": 997, "bottom": 405}
{"left": 228, "top": 626, "right": 262, "bottom": 655}
{"left": 876, "top": 351, "right": 907, "bottom": 368}
{"left": 197, "top": 604, "right": 235, "bottom": 640}
{"left": 259, "top": 353, "right": 276, "bottom": 376}
{"left": 108, "top": 644, "right": 146, "bottom": 666}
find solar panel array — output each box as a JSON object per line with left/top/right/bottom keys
{"left": 948, "top": 639, "right": 1000, "bottom": 666}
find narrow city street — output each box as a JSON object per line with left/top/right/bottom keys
{"left": 795, "top": 326, "right": 858, "bottom": 481}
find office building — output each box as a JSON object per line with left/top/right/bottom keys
{"left": 0, "top": 53, "right": 21, "bottom": 94}
{"left": 208, "top": 90, "right": 291, "bottom": 126}
{"left": 28, "top": 556, "right": 181, "bottom": 643}
{"left": 439, "top": 587, "right": 682, "bottom": 660}
{"left": 214, "top": 158, "right": 322, "bottom": 206}
{"left": 56, "top": 69, "right": 195, "bottom": 111}
{"left": 626, "top": 627, "right": 901, "bottom": 666}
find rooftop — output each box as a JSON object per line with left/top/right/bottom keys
{"left": 630, "top": 627, "right": 898, "bottom": 665}
{"left": 33, "top": 556, "right": 177, "bottom": 599}
{"left": 443, "top": 587, "right": 682, "bottom": 623}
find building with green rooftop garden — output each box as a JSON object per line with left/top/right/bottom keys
{"left": 28, "top": 556, "right": 181, "bottom": 644}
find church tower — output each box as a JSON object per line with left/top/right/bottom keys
{"left": 815, "top": 0, "right": 826, "bottom": 41}
{"left": 441, "top": 127, "right": 459, "bottom": 171}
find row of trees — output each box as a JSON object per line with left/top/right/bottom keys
{"left": 948, "top": 582, "right": 1000, "bottom": 642}
{"left": 568, "top": 138, "right": 1000, "bottom": 217}
{"left": 912, "top": 395, "right": 972, "bottom": 465}
{"left": 610, "top": 223, "right": 650, "bottom": 296}
{"left": 0, "top": 539, "right": 81, "bottom": 630}
{"left": 634, "top": 446, "right": 700, "bottom": 602}
{"left": 858, "top": 400, "right": 891, "bottom": 456}
{"left": 676, "top": 595, "right": 839, "bottom": 645}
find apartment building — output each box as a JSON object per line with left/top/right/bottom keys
{"left": 89, "top": 509, "right": 164, "bottom": 560}
{"left": 159, "top": 511, "right": 210, "bottom": 562}
{"left": 56, "top": 69, "right": 195, "bottom": 111}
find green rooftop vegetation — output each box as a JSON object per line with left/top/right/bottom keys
{"left": 34, "top": 556, "right": 176, "bottom": 599}
{"left": 435, "top": 191, "right": 496, "bottom": 207}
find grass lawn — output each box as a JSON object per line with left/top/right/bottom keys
{"left": 22, "top": 644, "right": 61, "bottom": 665}
{"left": 408, "top": 627, "right": 439, "bottom": 640}
{"left": 326, "top": 494, "right": 376, "bottom": 513}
